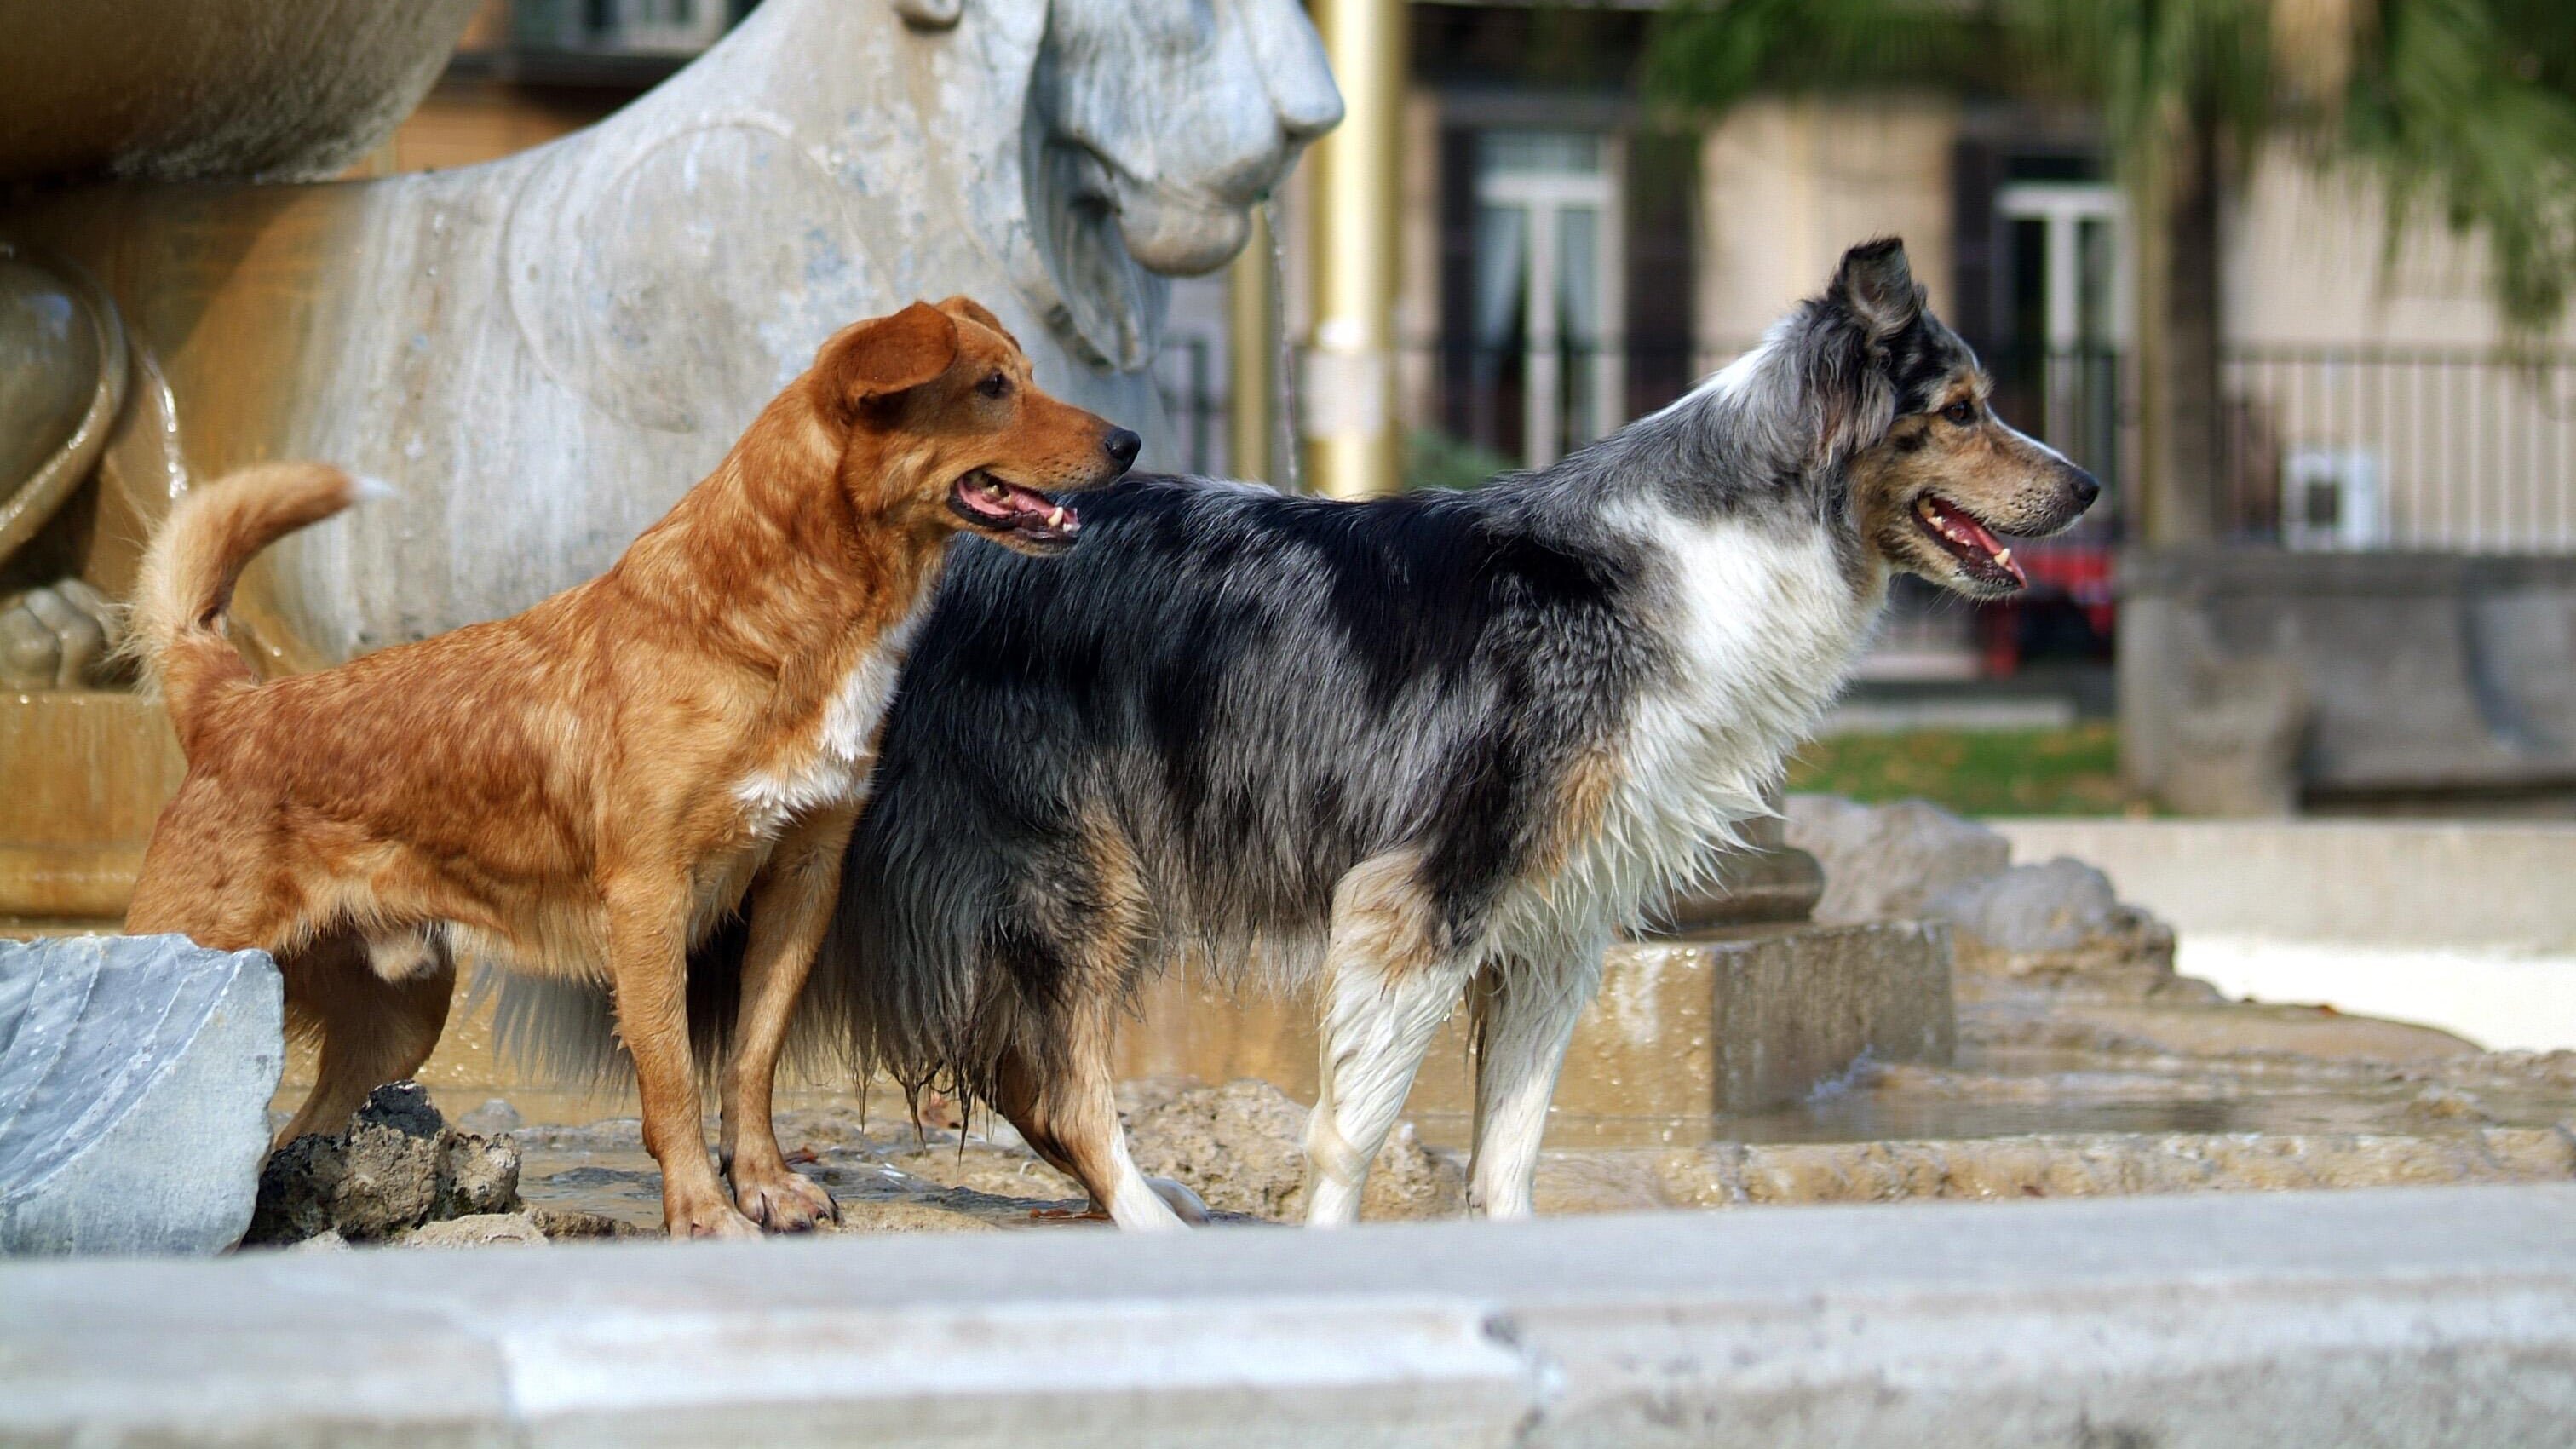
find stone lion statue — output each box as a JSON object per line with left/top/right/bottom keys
{"left": 1, "top": 0, "right": 1338, "bottom": 668}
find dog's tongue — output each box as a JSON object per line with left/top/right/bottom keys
{"left": 1925, "top": 497, "right": 2025, "bottom": 585}
{"left": 1950, "top": 510, "right": 2006, "bottom": 558}
{"left": 958, "top": 476, "right": 1072, "bottom": 531}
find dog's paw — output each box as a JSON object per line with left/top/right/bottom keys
{"left": 731, "top": 1163, "right": 839, "bottom": 1233}
{"left": 666, "top": 1195, "right": 764, "bottom": 1241}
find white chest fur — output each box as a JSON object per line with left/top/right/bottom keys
{"left": 1496, "top": 511, "right": 1883, "bottom": 956}
{"left": 732, "top": 600, "right": 930, "bottom": 840}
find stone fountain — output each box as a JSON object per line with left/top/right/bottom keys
{"left": 0, "top": 0, "right": 1342, "bottom": 921}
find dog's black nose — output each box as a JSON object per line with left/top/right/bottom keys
{"left": 1104, "top": 428, "right": 1141, "bottom": 471}
{"left": 2071, "top": 468, "right": 2102, "bottom": 511}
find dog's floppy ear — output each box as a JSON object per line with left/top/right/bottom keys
{"left": 935, "top": 295, "right": 1021, "bottom": 352}
{"left": 821, "top": 302, "right": 960, "bottom": 407}
{"left": 1829, "top": 238, "right": 1923, "bottom": 342}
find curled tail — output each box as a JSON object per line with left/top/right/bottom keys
{"left": 129, "top": 462, "right": 382, "bottom": 756}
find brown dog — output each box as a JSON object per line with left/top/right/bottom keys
{"left": 124, "top": 297, "right": 1136, "bottom": 1239}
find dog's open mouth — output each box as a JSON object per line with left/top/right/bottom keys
{"left": 951, "top": 471, "right": 1080, "bottom": 549}
{"left": 1913, "top": 494, "right": 2027, "bottom": 589}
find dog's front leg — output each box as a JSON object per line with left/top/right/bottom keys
{"left": 607, "top": 875, "right": 760, "bottom": 1240}
{"left": 718, "top": 808, "right": 854, "bottom": 1233}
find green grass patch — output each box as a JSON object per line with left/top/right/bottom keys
{"left": 1785, "top": 722, "right": 2147, "bottom": 818}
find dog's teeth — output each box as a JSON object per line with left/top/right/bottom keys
{"left": 986, "top": 480, "right": 1007, "bottom": 499}
{"left": 1048, "top": 506, "right": 1065, "bottom": 527}
{"left": 1995, "top": 548, "right": 2013, "bottom": 566}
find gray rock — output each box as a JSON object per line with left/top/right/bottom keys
{"left": 246, "top": 1083, "right": 521, "bottom": 1245}
{"left": 1927, "top": 857, "right": 2190, "bottom": 995}
{"left": 1785, "top": 795, "right": 2013, "bottom": 924}
{"left": 1121, "top": 1078, "right": 1464, "bottom": 1222}
{"left": 457, "top": 1097, "right": 522, "bottom": 1136}
{"left": 0, "top": 934, "right": 284, "bottom": 1255}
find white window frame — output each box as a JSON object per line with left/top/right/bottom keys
{"left": 1478, "top": 143, "right": 1624, "bottom": 468}
{"left": 1996, "top": 181, "right": 2127, "bottom": 464}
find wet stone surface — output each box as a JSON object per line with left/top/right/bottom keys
{"left": 426, "top": 990, "right": 2576, "bottom": 1243}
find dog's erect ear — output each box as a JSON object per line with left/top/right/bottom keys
{"left": 823, "top": 302, "right": 960, "bottom": 405}
{"left": 1829, "top": 238, "right": 1923, "bottom": 342}
{"left": 935, "top": 295, "right": 1021, "bottom": 352}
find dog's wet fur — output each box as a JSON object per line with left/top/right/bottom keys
{"left": 624, "top": 239, "right": 2097, "bottom": 1228}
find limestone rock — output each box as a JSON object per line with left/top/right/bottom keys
{"left": 824, "top": 1200, "right": 1003, "bottom": 1234}
{"left": 1785, "top": 795, "right": 2012, "bottom": 925}
{"left": 400, "top": 1212, "right": 548, "bottom": 1249}
{"left": 245, "top": 1082, "right": 520, "bottom": 1245}
{"left": 884, "top": 1143, "right": 1081, "bottom": 1204}
{"left": 1121, "top": 1078, "right": 1465, "bottom": 1222}
{"left": 1658, "top": 1126, "right": 2576, "bottom": 1207}
{"left": 2403, "top": 1086, "right": 2498, "bottom": 1124}
{"left": 0, "top": 934, "right": 284, "bottom": 1256}
{"left": 436, "top": 1129, "right": 522, "bottom": 1219}
{"left": 1928, "top": 857, "right": 2194, "bottom": 996}
{"left": 525, "top": 1205, "right": 647, "bottom": 1241}
{"left": 1964, "top": 994, "right": 2480, "bottom": 1065}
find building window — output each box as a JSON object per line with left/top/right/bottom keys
{"left": 1471, "top": 130, "right": 1624, "bottom": 467}
{"left": 1996, "top": 180, "right": 2125, "bottom": 497}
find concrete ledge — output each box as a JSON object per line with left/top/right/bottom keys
{"left": 9, "top": 1185, "right": 2576, "bottom": 1446}
{"left": 1991, "top": 817, "right": 2576, "bottom": 952}
{"left": 2118, "top": 548, "right": 2576, "bottom": 795}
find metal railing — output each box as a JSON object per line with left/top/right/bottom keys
{"left": 2221, "top": 345, "right": 2576, "bottom": 555}
{"left": 1145, "top": 335, "right": 2576, "bottom": 559}
{"left": 1150, "top": 335, "right": 1222, "bottom": 477}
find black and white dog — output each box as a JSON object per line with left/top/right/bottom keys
{"left": 621, "top": 239, "right": 2096, "bottom": 1228}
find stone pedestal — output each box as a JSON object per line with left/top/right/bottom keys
{"left": 0, "top": 691, "right": 185, "bottom": 923}
{"left": 1115, "top": 923, "right": 1954, "bottom": 1125}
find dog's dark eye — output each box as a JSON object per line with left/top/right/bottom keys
{"left": 1941, "top": 400, "right": 1978, "bottom": 427}
{"left": 979, "top": 372, "right": 1012, "bottom": 400}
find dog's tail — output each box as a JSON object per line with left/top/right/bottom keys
{"left": 129, "top": 463, "right": 384, "bottom": 756}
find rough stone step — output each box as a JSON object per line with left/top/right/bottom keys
{"left": 10, "top": 1185, "right": 2576, "bottom": 1446}
{"left": 1527, "top": 1125, "right": 2576, "bottom": 1215}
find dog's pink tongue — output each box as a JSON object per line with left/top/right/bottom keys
{"left": 1935, "top": 503, "right": 2025, "bottom": 584}
{"left": 1002, "top": 483, "right": 1063, "bottom": 523}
